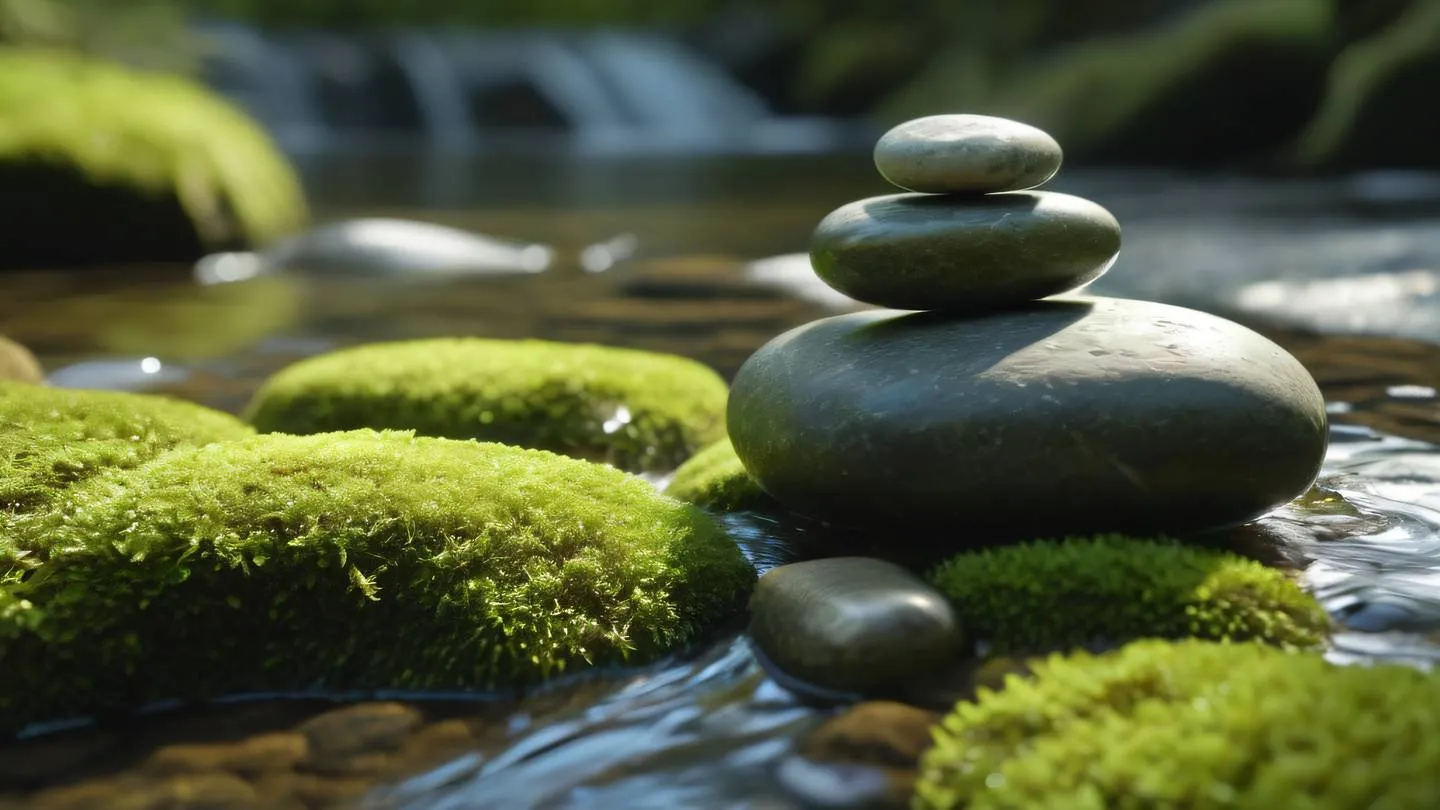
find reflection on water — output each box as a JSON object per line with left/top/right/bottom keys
{"left": 10, "top": 166, "right": 1440, "bottom": 807}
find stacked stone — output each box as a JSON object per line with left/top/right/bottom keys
{"left": 727, "top": 114, "right": 1329, "bottom": 541}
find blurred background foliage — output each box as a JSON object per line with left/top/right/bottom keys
{"left": 3, "top": 0, "right": 1440, "bottom": 171}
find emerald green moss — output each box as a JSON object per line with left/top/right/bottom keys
{"left": 244, "top": 338, "right": 731, "bottom": 474}
{"left": 0, "top": 336, "right": 41, "bottom": 383}
{"left": 2, "top": 429, "right": 754, "bottom": 730}
{"left": 664, "top": 437, "right": 777, "bottom": 512}
{"left": 915, "top": 639, "right": 1440, "bottom": 809}
{"left": 927, "top": 535, "right": 1330, "bottom": 653}
{"left": 0, "top": 382, "right": 254, "bottom": 515}
{"left": 0, "top": 46, "right": 306, "bottom": 266}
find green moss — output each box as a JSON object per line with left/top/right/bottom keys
{"left": 664, "top": 437, "right": 777, "bottom": 512}
{"left": 0, "top": 46, "right": 306, "bottom": 266}
{"left": 927, "top": 535, "right": 1330, "bottom": 653}
{"left": 2, "top": 429, "right": 754, "bottom": 730}
{"left": 0, "top": 336, "right": 42, "bottom": 383}
{"left": 0, "top": 381, "right": 254, "bottom": 515}
{"left": 244, "top": 338, "right": 730, "bottom": 474}
{"left": 915, "top": 638, "right": 1440, "bottom": 809}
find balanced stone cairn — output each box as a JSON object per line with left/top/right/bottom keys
{"left": 728, "top": 113, "right": 1329, "bottom": 541}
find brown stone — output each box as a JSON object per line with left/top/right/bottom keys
{"left": 144, "top": 732, "right": 309, "bottom": 777}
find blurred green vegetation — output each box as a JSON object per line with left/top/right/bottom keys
{"left": 0, "top": 0, "right": 196, "bottom": 70}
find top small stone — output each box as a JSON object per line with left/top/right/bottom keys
{"left": 873, "top": 114, "right": 1063, "bottom": 194}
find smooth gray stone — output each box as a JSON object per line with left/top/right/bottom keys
{"left": 810, "top": 191, "right": 1121, "bottom": 312}
{"left": 873, "top": 114, "right": 1062, "bottom": 194}
{"left": 195, "top": 218, "right": 553, "bottom": 281}
{"left": 748, "top": 557, "right": 964, "bottom": 696}
{"left": 728, "top": 296, "right": 1328, "bottom": 539}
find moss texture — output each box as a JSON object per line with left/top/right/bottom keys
{"left": 0, "top": 382, "right": 254, "bottom": 516}
{"left": 914, "top": 638, "right": 1440, "bottom": 809}
{"left": 664, "top": 437, "right": 776, "bottom": 512}
{"left": 1, "top": 429, "right": 754, "bottom": 730}
{"left": 0, "top": 46, "right": 306, "bottom": 267}
{"left": 244, "top": 338, "right": 730, "bottom": 474}
{"left": 0, "top": 336, "right": 42, "bottom": 383}
{"left": 927, "top": 535, "right": 1330, "bottom": 653}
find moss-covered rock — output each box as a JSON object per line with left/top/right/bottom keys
{"left": 914, "top": 638, "right": 1440, "bottom": 809}
{"left": 0, "top": 46, "right": 306, "bottom": 268}
{"left": 1, "top": 429, "right": 754, "bottom": 731}
{"left": 927, "top": 535, "right": 1330, "bottom": 653}
{"left": 0, "top": 381, "right": 253, "bottom": 515}
{"left": 244, "top": 338, "right": 730, "bottom": 474}
{"left": 664, "top": 437, "right": 776, "bottom": 512}
{"left": 0, "top": 336, "right": 42, "bottom": 383}
{"left": 884, "top": 0, "right": 1333, "bottom": 166}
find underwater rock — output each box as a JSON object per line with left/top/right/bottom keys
{"left": 196, "top": 218, "right": 554, "bottom": 281}
{"left": 0, "top": 337, "right": 43, "bottom": 384}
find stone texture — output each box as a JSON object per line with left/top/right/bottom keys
{"left": 748, "top": 557, "right": 964, "bottom": 696}
{"left": 873, "top": 114, "right": 1062, "bottom": 194}
{"left": 0, "top": 335, "right": 42, "bottom": 383}
{"left": 728, "top": 296, "right": 1328, "bottom": 538}
{"left": 810, "top": 191, "right": 1121, "bottom": 312}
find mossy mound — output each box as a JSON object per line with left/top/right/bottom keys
{"left": 914, "top": 638, "right": 1440, "bottom": 809}
{"left": 0, "top": 382, "right": 254, "bottom": 515}
{"left": 927, "top": 535, "right": 1330, "bottom": 652}
{"left": 0, "top": 336, "right": 42, "bottom": 383}
{"left": 1, "top": 429, "right": 754, "bottom": 730}
{"left": 0, "top": 47, "right": 306, "bottom": 267}
{"left": 244, "top": 338, "right": 731, "bottom": 474}
{"left": 664, "top": 437, "right": 776, "bottom": 512}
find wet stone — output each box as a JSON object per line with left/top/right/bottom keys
{"left": 30, "top": 772, "right": 258, "bottom": 810}
{"left": 748, "top": 557, "right": 965, "bottom": 697}
{"left": 296, "top": 702, "right": 423, "bottom": 776}
{"left": 728, "top": 297, "right": 1329, "bottom": 539}
{"left": 810, "top": 191, "right": 1121, "bottom": 312}
{"left": 873, "top": 114, "right": 1063, "bottom": 194}
{"left": 144, "top": 733, "right": 309, "bottom": 777}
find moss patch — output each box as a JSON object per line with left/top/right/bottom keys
{"left": 0, "top": 382, "right": 253, "bottom": 515}
{"left": 2, "top": 429, "right": 754, "bottom": 730}
{"left": 0, "top": 336, "right": 42, "bottom": 383}
{"left": 244, "top": 338, "right": 730, "bottom": 474}
{"left": 664, "top": 437, "right": 776, "bottom": 512}
{"left": 0, "top": 46, "right": 306, "bottom": 267}
{"left": 915, "top": 638, "right": 1440, "bottom": 809}
{"left": 927, "top": 535, "right": 1330, "bottom": 653}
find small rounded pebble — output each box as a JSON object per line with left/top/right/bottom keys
{"left": 873, "top": 114, "right": 1063, "bottom": 194}
{"left": 748, "top": 557, "right": 964, "bottom": 696}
